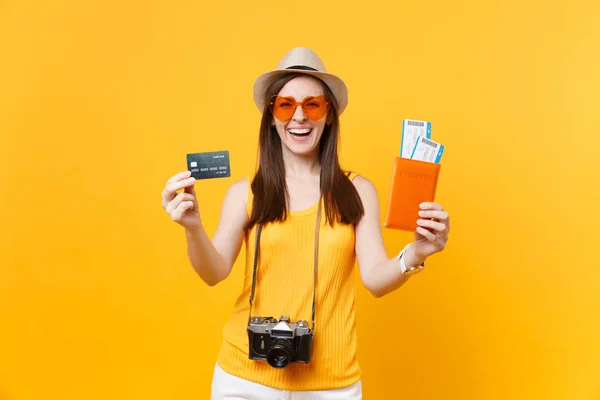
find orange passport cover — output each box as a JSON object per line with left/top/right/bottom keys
{"left": 384, "top": 157, "right": 441, "bottom": 232}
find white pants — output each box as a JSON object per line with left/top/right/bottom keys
{"left": 211, "top": 363, "right": 362, "bottom": 400}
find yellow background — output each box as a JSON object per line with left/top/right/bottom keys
{"left": 1, "top": 0, "right": 599, "bottom": 398}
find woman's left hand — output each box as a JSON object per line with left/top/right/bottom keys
{"left": 412, "top": 202, "right": 450, "bottom": 261}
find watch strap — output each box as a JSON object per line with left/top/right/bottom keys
{"left": 396, "top": 243, "right": 425, "bottom": 275}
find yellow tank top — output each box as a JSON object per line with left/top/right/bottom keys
{"left": 216, "top": 172, "right": 362, "bottom": 390}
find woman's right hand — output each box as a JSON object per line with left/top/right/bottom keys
{"left": 161, "top": 171, "right": 201, "bottom": 231}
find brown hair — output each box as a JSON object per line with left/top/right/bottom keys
{"left": 244, "top": 73, "right": 364, "bottom": 232}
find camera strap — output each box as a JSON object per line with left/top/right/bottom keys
{"left": 248, "top": 199, "right": 322, "bottom": 332}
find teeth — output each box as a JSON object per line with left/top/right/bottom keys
{"left": 288, "top": 128, "right": 312, "bottom": 134}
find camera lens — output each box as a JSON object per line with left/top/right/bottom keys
{"left": 266, "top": 339, "right": 294, "bottom": 368}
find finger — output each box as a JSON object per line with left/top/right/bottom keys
{"left": 418, "top": 210, "right": 449, "bottom": 222}
{"left": 162, "top": 177, "right": 196, "bottom": 201}
{"left": 166, "top": 193, "right": 184, "bottom": 215}
{"left": 419, "top": 202, "right": 444, "bottom": 211}
{"left": 171, "top": 201, "right": 194, "bottom": 222}
{"left": 184, "top": 179, "right": 196, "bottom": 195}
{"left": 167, "top": 171, "right": 192, "bottom": 184}
{"left": 166, "top": 192, "right": 195, "bottom": 215}
{"left": 166, "top": 177, "right": 196, "bottom": 193}
{"left": 416, "top": 226, "right": 437, "bottom": 241}
{"left": 417, "top": 219, "right": 448, "bottom": 235}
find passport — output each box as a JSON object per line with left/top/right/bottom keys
{"left": 384, "top": 157, "right": 441, "bottom": 232}
{"left": 186, "top": 151, "right": 231, "bottom": 180}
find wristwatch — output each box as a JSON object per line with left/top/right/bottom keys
{"left": 396, "top": 244, "right": 425, "bottom": 277}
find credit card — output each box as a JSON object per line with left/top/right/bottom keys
{"left": 186, "top": 151, "right": 231, "bottom": 179}
{"left": 410, "top": 136, "right": 444, "bottom": 163}
{"left": 401, "top": 119, "right": 432, "bottom": 159}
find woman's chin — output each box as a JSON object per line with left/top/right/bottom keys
{"left": 284, "top": 142, "right": 317, "bottom": 156}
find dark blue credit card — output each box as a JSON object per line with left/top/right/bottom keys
{"left": 186, "top": 151, "right": 231, "bottom": 179}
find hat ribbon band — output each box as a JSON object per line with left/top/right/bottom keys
{"left": 285, "top": 65, "right": 318, "bottom": 71}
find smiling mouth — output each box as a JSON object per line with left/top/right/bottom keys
{"left": 287, "top": 128, "right": 313, "bottom": 137}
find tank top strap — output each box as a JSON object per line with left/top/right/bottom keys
{"left": 345, "top": 171, "right": 359, "bottom": 182}
{"left": 246, "top": 176, "right": 254, "bottom": 218}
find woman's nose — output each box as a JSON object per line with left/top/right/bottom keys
{"left": 292, "top": 105, "right": 307, "bottom": 121}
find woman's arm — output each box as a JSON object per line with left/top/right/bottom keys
{"left": 353, "top": 176, "right": 427, "bottom": 298}
{"left": 185, "top": 178, "right": 248, "bottom": 286}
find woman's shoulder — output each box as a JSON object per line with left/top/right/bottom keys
{"left": 228, "top": 177, "right": 249, "bottom": 193}
{"left": 344, "top": 172, "right": 378, "bottom": 200}
{"left": 344, "top": 170, "right": 371, "bottom": 186}
{"left": 224, "top": 177, "right": 250, "bottom": 208}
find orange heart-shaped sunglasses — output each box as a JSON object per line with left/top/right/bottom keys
{"left": 269, "top": 95, "right": 330, "bottom": 122}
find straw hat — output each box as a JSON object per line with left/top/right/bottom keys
{"left": 253, "top": 47, "right": 348, "bottom": 116}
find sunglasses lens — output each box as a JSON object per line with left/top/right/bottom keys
{"left": 303, "top": 96, "right": 328, "bottom": 121}
{"left": 271, "top": 96, "right": 329, "bottom": 122}
{"left": 271, "top": 97, "right": 296, "bottom": 121}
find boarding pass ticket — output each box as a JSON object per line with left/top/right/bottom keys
{"left": 401, "top": 119, "right": 432, "bottom": 159}
{"left": 410, "top": 136, "right": 444, "bottom": 163}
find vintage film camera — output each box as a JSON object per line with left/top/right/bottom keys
{"left": 247, "top": 316, "right": 312, "bottom": 368}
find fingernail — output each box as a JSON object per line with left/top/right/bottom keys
{"left": 420, "top": 203, "right": 426, "bottom": 209}
{"left": 418, "top": 211, "right": 425, "bottom": 216}
{"left": 417, "top": 219, "right": 423, "bottom": 225}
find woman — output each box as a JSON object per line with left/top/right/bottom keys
{"left": 161, "top": 47, "right": 450, "bottom": 399}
